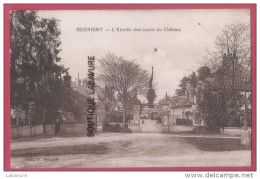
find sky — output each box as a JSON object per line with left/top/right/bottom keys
{"left": 38, "top": 9, "right": 250, "bottom": 101}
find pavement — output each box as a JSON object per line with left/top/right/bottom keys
{"left": 11, "top": 133, "right": 251, "bottom": 168}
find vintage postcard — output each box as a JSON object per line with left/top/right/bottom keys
{"left": 4, "top": 4, "right": 256, "bottom": 171}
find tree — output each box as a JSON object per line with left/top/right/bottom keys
{"left": 10, "top": 11, "right": 39, "bottom": 124}
{"left": 61, "top": 87, "right": 89, "bottom": 121}
{"left": 189, "top": 72, "right": 197, "bottom": 88}
{"left": 105, "top": 85, "right": 115, "bottom": 102}
{"left": 146, "top": 89, "right": 156, "bottom": 105}
{"left": 202, "top": 23, "right": 250, "bottom": 71}
{"left": 195, "top": 88, "right": 244, "bottom": 132}
{"left": 197, "top": 66, "right": 211, "bottom": 81}
{"left": 127, "top": 94, "right": 142, "bottom": 111}
{"left": 175, "top": 76, "right": 190, "bottom": 96}
{"left": 97, "top": 52, "right": 149, "bottom": 128}
{"left": 195, "top": 23, "right": 251, "bottom": 131}
{"left": 10, "top": 10, "right": 67, "bottom": 127}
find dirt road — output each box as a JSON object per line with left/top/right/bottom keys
{"left": 11, "top": 133, "right": 251, "bottom": 168}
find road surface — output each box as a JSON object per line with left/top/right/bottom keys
{"left": 11, "top": 133, "right": 251, "bottom": 168}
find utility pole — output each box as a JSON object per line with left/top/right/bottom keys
{"left": 241, "top": 78, "right": 250, "bottom": 145}
{"left": 243, "top": 78, "right": 250, "bottom": 129}
{"left": 244, "top": 90, "right": 247, "bottom": 129}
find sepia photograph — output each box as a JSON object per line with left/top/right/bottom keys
{"left": 5, "top": 4, "right": 256, "bottom": 170}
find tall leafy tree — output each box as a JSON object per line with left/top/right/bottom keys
{"left": 189, "top": 72, "right": 197, "bottom": 88}
{"left": 175, "top": 76, "right": 190, "bottom": 96}
{"left": 10, "top": 10, "right": 66, "bottom": 126}
{"left": 10, "top": 11, "right": 39, "bottom": 124}
{"left": 195, "top": 88, "right": 244, "bottom": 131}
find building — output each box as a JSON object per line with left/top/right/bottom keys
{"left": 170, "top": 83, "right": 196, "bottom": 125}
{"left": 170, "top": 51, "right": 251, "bottom": 127}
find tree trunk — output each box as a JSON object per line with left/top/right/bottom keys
{"left": 16, "top": 106, "right": 19, "bottom": 126}
{"left": 244, "top": 91, "right": 247, "bottom": 129}
{"left": 123, "top": 104, "right": 127, "bottom": 129}
{"left": 42, "top": 73, "right": 47, "bottom": 134}
{"left": 42, "top": 106, "right": 46, "bottom": 134}
{"left": 94, "top": 108, "right": 97, "bottom": 132}
{"left": 25, "top": 103, "right": 29, "bottom": 124}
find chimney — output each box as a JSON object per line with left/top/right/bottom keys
{"left": 78, "top": 73, "right": 81, "bottom": 86}
{"left": 223, "top": 53, "right": 228, "bottom": 67}
{"left": 63, "top": 72, "right": 71, "bottom": 87}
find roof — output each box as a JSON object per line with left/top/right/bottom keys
{"left": 71, "top": 82, "right": 89, "bottom": 97}
{"left": 209, "top": 60, "right": 251, "bottom": 91}
{"left": 171, "top": 96, "right": 192, "bottom": 108}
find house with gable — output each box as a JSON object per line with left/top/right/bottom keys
{"left": 170, "top": 51, "right": 251, "bottom": 127}
{"left": 170, "top": 82, "right": 197, "bottom": 125}
{"left": 195, "top": 51, "right": 251, "bottom": 127}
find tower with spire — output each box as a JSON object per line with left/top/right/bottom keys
{"left": 146, "top": 66, "right": 156, "bottom": 107}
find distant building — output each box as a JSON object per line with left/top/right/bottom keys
{"left": 170, "top": 51, "right": 251, "bottom": 126}
{"left": 170, "top": 83, "right": 196, "bottom": 125}
{"left": 208, "top": 52, "right": 251, "bottom": 91}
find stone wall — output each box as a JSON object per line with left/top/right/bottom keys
{"left": 12, "top": 125, "right": 43, "bottom": 138}
{"left": 162, "top": 125, "right": 194, "bottom": 133}
{"left": 170, "top": 125, "right": 194, "bottom": 132}
{"left": 11, "top": 127, "right": 18, "bottom": 138}
{"left": 32, "top": 125, "right": 43, "bottom": 136}
{"left": 45, "top": 124, "right": 56, "bottom": 136}
{"left": 60, "top": 122, "right": 87, "bottom": 135}
{"left": 17, "top": 125, "right": 33, "bottom": 138}
{"left": 11, "top": 124, "right": 56, "bottom": 138}
{"left": 220, "top": 127, "right": 252, "bottom": 136}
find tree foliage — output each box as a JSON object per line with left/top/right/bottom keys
{"left": 189, "top": 72, "right": 197, "bottom": 88}
{"left": 146, "top": 88, "right": 156, "bottom": 105}
{"left": 10, "top": 10, "right": 67, "bottom": 124}
{"left": 97, "top": 52, "right": 149, "bottom": 128}
{"left": 194, "top": 23, "right": 251, "bottom": 131}
{"left": 175, "top": 76, "right": 190, "bottom": 96}
{"left": 197, "top": 66, "right": 211, "bottom": 81}
{"left": 195, "top": 89, "right": 245, "bottom": 131}
{"left": 202, "top": 23, "right": 250, "bottom": 71}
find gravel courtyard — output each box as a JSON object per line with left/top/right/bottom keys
{"left": 11, "top": 133, "right": 251, "bottom": 168}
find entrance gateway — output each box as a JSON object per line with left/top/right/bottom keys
{"left": 131, "top": 104, "right": 162, "bottom": 133}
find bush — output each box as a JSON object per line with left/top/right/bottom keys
{"left": 191, "top": 126, "right": 219, "bottom": 134}
{"left": 140, "top": 115, "right": 149, "bottom": 119}
{"left": 102, "top": 122, "right": 131, "bottom": 133}
{"left": 176, "top": 118, "right": 193, "bottom": 125}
